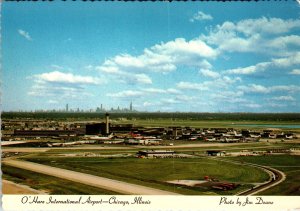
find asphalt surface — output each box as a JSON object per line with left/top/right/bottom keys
{"left": 3, "top": 159, "right": 180, "bottom": 195}
{"left": 238, "top": 164, "right": 285, "bottom": 195}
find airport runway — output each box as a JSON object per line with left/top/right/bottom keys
{"left": 3, "top": 140, "right": 298, "bottom": 153}
{"left": 2, "top": 159, "right": 180, "bottom": 195}
{"left": 134, "top": 142, "right": 255, "bottom": 149}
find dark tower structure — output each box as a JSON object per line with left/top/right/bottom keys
{"left": 105, "top": 113, "right": 110, "bottom": 134}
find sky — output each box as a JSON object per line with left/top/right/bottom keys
{"left": 2, "top": 2, "right": 300, "bottom": 112}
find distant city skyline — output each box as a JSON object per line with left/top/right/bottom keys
{"left": 17, "top": 102, "right": 136, "bottom": 113}
{"left": 2, "top": 2, "right": 300, "bottom": 112}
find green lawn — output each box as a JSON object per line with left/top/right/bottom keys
{"left": 116, "top": 119, "right": 300, "bottom": 132}
{"left": 224, "top": 155, "right": 300, "bottom": 167}
{"left": 259, "top": 169, "right": 300, "bottom": 195}
{"left": 23, "top": 156, "right": 269, "bottom": 195}
{"left": 222, "top": 155, "right": 300, "bottom": 195}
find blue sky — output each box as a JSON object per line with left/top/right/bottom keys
{"left": 2, "top": 2, "right": 300, "bottom": 112}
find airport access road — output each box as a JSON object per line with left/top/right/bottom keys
{"left": 2, "top": 159, "right": 180, "bottom": 195}
{"left": 237, "top": 164, "right": 285, "bottom": 196}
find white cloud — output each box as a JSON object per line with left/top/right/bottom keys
{"left": 225, "top": 62, "right": 271, "bottom": 75}
{"left": 107, "top": 90, "right": 143, "bottom": 98}
{"left": 33, "top": 71, "right": 102, "bottom": 85}
{"left": 201, "top": 17, "right": 300, "bottom": 54}
{"left": 216, "top": 17, "right": 300, "bottom": 36}
{"left": 268, "top": 35, "right": 300, "bottom": 49}
{"left": 272, "top": 96, "right": 295, "bottom": 101}
{"left": 289, "top": 69, "right": 300, "bottom": 75}
{"left": 176, "top": 81, "right": 209, "bottom": 91}
{"left": 190, "top": 11, "right": 213, "bottom": 22}
{"left": 216, "top": 76, "right": 242, "bottom": 86}
{"left": 107, "top": 87, "right": 182, "bottom": 102}
{"left": 141, "top": 88, "right": 181, "bottom": 95}
{"left": 244, "top": 103, "right": 262, "bottom": 108}
{"left": 234, "top": 17, "right": 300, "bottom": 35}
{"left": 166, "top": 88, "right": 182, "bottom": 95}
{"left": 95, "top": 37, "right": 218, "bottom": 86}
{"left": 48, "top": 100, "right": 59, "bottom": 104}
{"left": 175, "top": 95, "right": 197, "bottom": 102}
{"left": 272, "top": 52, "right": 300, "bottom": 67}
{"left": 141, "top": 88, "right": 167, "bottom": 94}
{"left": 142, "top": 97, "right": 183, "bottom": 108}
{"left": 28, "top": 71, "right": 102, "bottom": 99}
{"left": 143, "top": 101, "right": 159, "bottom": 107}
{"left": 96, "top": 37, "right": 217, "bottom": 77}
{"left": 28, "top": 83, "right": 91, "bottom": 99}
{"left": 51, "top": 64, "right": 64, "bottom": 70}
{"left": 199, "top": 69, "right": 220, "bottom": 78}
{"left": 96, "top": 62, "right": 152, "bottom": 85}
{"left": 125, "top": 74, "right": 152, "bottom": 85}
{"left": 18, "top": 29, "right": 32, "bottom": 41}
{"left": 96, "top": 62, "right": 121, "bottom": 74}
{"left": 271, "top": 85, "right": 300, "bottom": 93}
{"left": 177, "top": 75, "right": 241, "bottom": 93}
{"left": 268, "top": 103, "right": 286, "bottom": 108}
{"left": 225, "top": 53, "right": 300, "bottom": 75}
{"left": 212, "top": 90, "right": 244, "bottom": 100}
{"left": 84, "top": 65, "right": 94, "bottom": 71}
{"left": 152, "top": 38, "right": 217, "bottom": 59}
{"left": 114, "top": 54, "right": 145, "bottom": 68}
{"left": 161, "top": 98, "right": 180, "bottom": 104}
{"left": 239, "top": 84, "right": 300, "bottom": 94}
{"left": 238, "top": 84, "right": 269, "bottom": 94}
{"left": 204, "top": 31, "right": 259, "bottom": 53}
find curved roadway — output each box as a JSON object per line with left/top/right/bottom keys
{"left": 238, "top": 164, "right": 285, "bottom": 195}
{"left": 210, "top": 157, "right": 286, "bottom": 195}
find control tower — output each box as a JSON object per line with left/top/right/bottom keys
{"left": 105, "top": 113, "right": 110, "bottom": 135}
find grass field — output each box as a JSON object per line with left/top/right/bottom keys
{"left": 222, "top": 155, "right": 300, "bottom": 195}
{"left": 22, "top": 156, "right": 269, "bottom": 195}
{"left": 115, "top": 119, "right": 300, "bottom": 131}
{"left": 2, "top": 165, "right": 120, "bottom": 195}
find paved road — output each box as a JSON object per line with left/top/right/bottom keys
{"left": 238, "top": 164, "right": 285, "bottom": 195}
{"left": 133, "top": 142, "right": 258, "bottom": 149}
{"left": 1, "top": 146, "right": 136, "bottom": 153}
{"left": 2, "top": 159, "right": 180, "bottom": 195}
{"left": 3, "top": 140, "right": 298, "bottom": 153}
